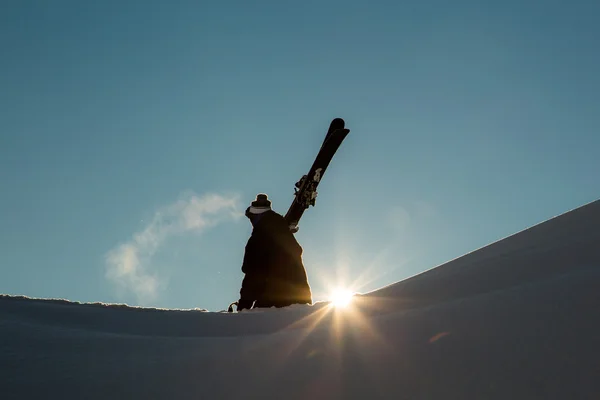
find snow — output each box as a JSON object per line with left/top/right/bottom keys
{"left": 2, "top": 200, "right": 600, "bottom": 399}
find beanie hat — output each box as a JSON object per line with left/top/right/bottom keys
{"left": 246, "top": 193, "right": 272, "bottom": 216}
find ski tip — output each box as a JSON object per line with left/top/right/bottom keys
{"left": 330, "top": 118, "right": 345, "bottom": 130}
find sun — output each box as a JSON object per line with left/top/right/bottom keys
{"left": 330, "top": 288, "right": 354, "bottom": 308}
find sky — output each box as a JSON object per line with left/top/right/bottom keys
{"left": 1, "top": 0, "right": 599, "bottom": 312}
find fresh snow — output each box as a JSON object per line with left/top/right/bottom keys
{"left": 2, "top": 200, "right": 600, "bottom": 399}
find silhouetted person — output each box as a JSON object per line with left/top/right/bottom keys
{"left": 236, "top": 193, "right": 312, "bottom": 311}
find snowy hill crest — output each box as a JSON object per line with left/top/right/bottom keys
{"left": 2, "top": 199, "right": 599, "bottom": 399}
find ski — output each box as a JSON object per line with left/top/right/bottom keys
{"left": 284, "top": 118, "right": 350, "bottom": 233}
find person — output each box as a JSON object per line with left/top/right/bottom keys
{"left": 236, "top": 193, "right": 312, "bottom": 311}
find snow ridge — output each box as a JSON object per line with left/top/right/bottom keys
{"left": 2, "top": 199, "right": 599, "bottom": 399}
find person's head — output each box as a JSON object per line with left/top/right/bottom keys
{"left": 245, "top": 193, "right": 272, "bottom": 225}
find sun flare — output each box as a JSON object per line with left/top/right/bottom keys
{"left": 330, "top": 288, "right": 354, "bottom": 308}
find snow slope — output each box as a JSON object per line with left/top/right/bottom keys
{"left": 2, "top": 200, "right": 600, "bottom": 399}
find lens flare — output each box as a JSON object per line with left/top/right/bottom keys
{"left": 330, "top": 288, "right": 354, "bottom": 308}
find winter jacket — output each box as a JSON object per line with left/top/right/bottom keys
{"left": 238, "top": 210, "right": 312, "bottom": 310}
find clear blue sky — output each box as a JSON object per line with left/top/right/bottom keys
{"left": 1, "top": 0, "right": 598, "bottom": 311}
